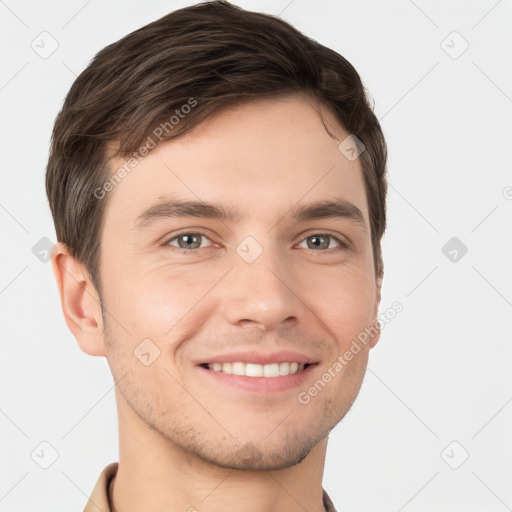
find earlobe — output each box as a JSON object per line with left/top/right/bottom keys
{"left": 51, "top": 242, "right": 106, "bottom": 356}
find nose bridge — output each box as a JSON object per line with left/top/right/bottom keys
{"left": 221, "top": 233, "right": 300, "bottom": 330}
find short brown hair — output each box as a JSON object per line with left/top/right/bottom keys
{"left": 46, "top": 0, "right": 387, "bottom": 295}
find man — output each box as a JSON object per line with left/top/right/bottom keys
{"left": 46, "top": 1, "right": 387, "bottom": 510}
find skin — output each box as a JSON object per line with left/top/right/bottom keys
{"left": 53, "top": 93, "right": 382, "bottom": 512}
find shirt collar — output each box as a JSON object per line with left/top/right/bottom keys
{"left": 83, "top": 462, "right": 338, "bottom": 512}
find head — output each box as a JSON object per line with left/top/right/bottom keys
{"left": 47, "top": 1, "right": 387, "bottom": 471}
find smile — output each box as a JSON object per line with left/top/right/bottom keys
{"left": 204, "top": 361, "right": 309, "bottom": 377}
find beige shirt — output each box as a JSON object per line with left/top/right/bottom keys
{"left": 83, "top": 462, "right": 338, "bottom": 512}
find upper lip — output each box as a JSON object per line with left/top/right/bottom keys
{"left": 195, "top": 350, "right": 318, "bottom": 366}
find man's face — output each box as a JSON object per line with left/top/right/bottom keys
{"left": 98, "top": 94, "right": 381, "bottom": 470}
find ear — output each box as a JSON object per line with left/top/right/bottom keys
{"left": 51, "top": 242, "right": 106, "bottom": 356}
{"left": 369, "top": 268, "right": 383, "bottom": 349}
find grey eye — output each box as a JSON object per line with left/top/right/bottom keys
{"left": 299, "top": 234, "right": 341, "bottom": 251}
{"left": 168, "top": 233, "right": 208, "bottom": 250}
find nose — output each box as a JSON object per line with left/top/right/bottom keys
{"left": 221, "top": 243, "right": 304, "bottom": 331}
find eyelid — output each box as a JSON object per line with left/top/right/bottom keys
{"left": 161, "top": 229, "right": 217, "bottom": 248}
{"left": 161, "top": 229, "right": 351, "bottom": 252}
{"left": 295, "top": 229, "right": 351, "bottom": 249}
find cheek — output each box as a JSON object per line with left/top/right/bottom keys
{"left": 303, "top": 264, "right": 376, "bottom": 338}
{"left": 102, "top": 263, "right": 226, "bottom": 354}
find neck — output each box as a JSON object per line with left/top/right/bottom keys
{"left": 111, "top": 392, "right": 329, "bottom": 512}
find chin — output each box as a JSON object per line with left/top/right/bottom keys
{"left": 189, "top": 429, "right": 326, "bottom": 471}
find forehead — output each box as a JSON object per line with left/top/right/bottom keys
{"left": 102, "top": 94, "right": 369, "bottom": 230}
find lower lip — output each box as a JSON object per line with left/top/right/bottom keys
{"left": 197, "top": 364, "right": 317, "bottom": 394}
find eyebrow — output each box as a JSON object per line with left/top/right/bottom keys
{"left": 132, "top": 197, "right": 367, "bottom": 232}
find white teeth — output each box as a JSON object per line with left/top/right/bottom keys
{"left": 245, "top": 363, "right": 263, "bottom": 377}
{"left": 263, "top": 363, "right": 280, "bottom": 377}
{"left": 207, "top": 361, "right": 306, "bottom": 377}
{"left": 279, "top": 362, "right": 290, "bottom": 375}
{"left": 232, "top": 362, "right": 245, "bottom": 376}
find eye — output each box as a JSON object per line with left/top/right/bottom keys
{"left": 165, "top": 232, "right": 214, "bottom": 252}
{"left": 162, "top": 231, "right": 349, "bottom": 254}
{"left": 297, "top": 233, "right": 347, "bottom": 252}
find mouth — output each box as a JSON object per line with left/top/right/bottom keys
{"left": 195, "top": 352, "right": 319, "bottom": 394}
{"left": 199, "top": 361, "right": 313, "bottom": 377}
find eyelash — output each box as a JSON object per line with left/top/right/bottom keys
{"left": 161, "top": 230, "right": 350, "bottom": 255}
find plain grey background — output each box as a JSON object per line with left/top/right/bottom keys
{"left": 1, "top": 1, "right": 511, "bottom": 511}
